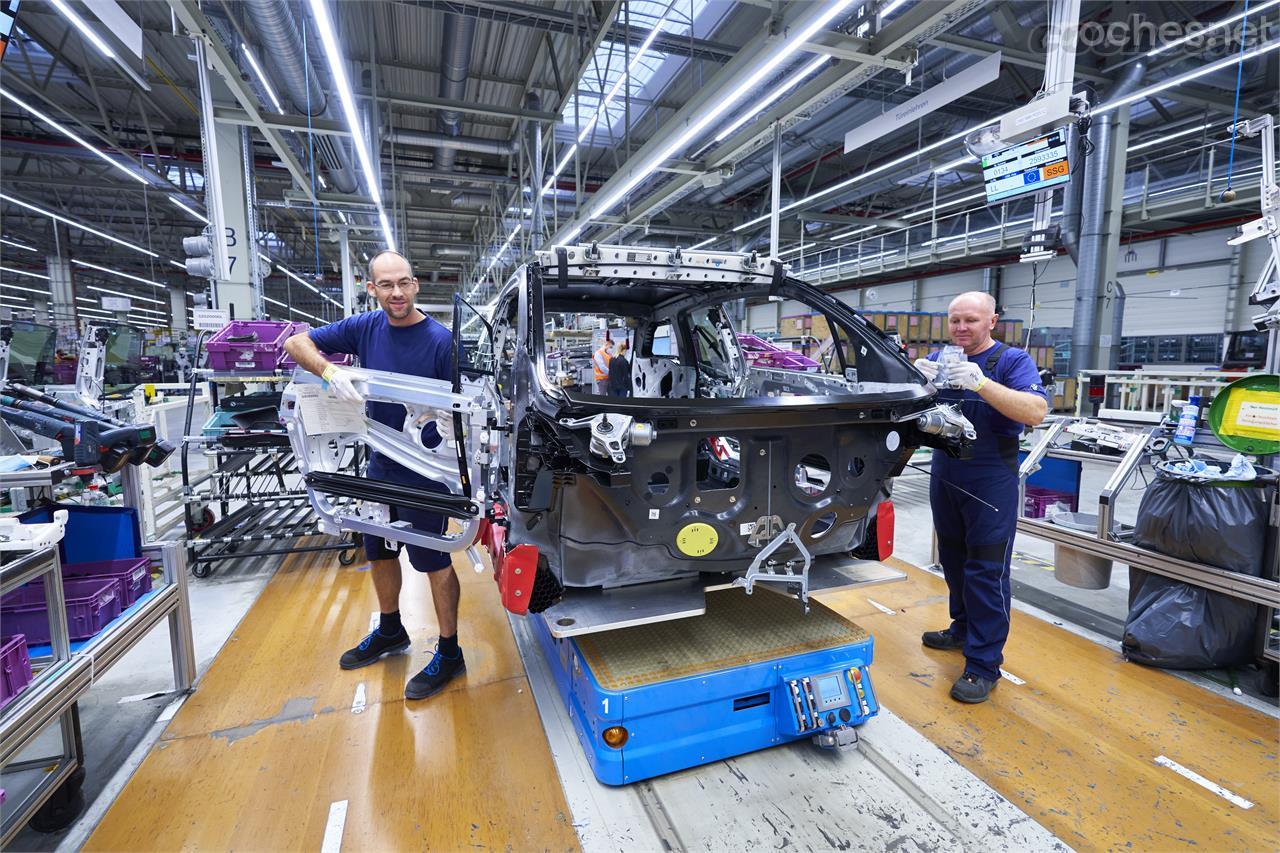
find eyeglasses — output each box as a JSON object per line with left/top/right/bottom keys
{"left": 371, "top": 278, "right": 416, "bottom": 293}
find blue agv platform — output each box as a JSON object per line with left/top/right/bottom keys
{"left": 532, "top": 588, "right": 879, "bottom": 785}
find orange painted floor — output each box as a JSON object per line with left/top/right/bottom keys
{"left": 817, "top": 558, "right": 1280, "bottom": 851}
{"left": 85, "top": 550, "right": 1278, "bottom": 852}
{"left": 85, "top": 548, "right": 578, "bottom": 852}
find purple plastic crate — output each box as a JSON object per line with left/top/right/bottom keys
{"left": 276, "top": 323, "right": 354, "bottom": 369}
{"left": 0, "top": 634, "right": 33, "bottom": 710}
{"left": 1023, "top": 486, "right": 1079, "bottom": 519}
{"left": 206, "top": 320, "right": 294, "bottom": 372}
{"left": 0, "top": 578, "right": 122, "bottom": 645}
{"left": 63, "top": 557, "right": 153, "bottom": 608}
{"left": 737, "top": 334, "right": 820, "bottom": 372}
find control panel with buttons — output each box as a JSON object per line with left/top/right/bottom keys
{"left": 779, "top": 663, "right": 877, "bottom": 736}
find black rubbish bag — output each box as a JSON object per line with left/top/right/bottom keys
{"left": 1122, "top": 471, "right": 1272, "bottom": 669}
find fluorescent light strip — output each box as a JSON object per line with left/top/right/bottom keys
{"left": 50, "top": 0, "right": 118, "bottom": 60}
{"left": 1104, "top": 39, "right": 1280, "bottom": 111}
{"left": 0, "top": 237, "right": 37, "bottom": 252}
{"left": 307, "top": 0, "right": 395, "bottom": 251}
{"left": 827, "top": 224, "right": 877, "bottom": 240}
{"left": 1129, "top": 122, "right": 1212, "bottom": 152}
{"left": 76, "top": 296, "right": 99, "bottom": 304}
{"left": 583, "top": 0, "right": 859, "bottom": 230}
{"left": 72, "top": 259, "right": 162, "bottom": 287}
{"left": 880, "top": 0, "right": 908, "bottom": 15}
{"left": 79, "top": 307, "right": 115, "bottom": 318}
{"left": 1147, "top": 0, "right": 1280, "bottom": 56}
{"left": 169, "top": 259, "right": 187, "bottom": 270}
{"left": 688, "top": 237, "right": 717, "bottom": 250}
{"left": 85, "top": 284, "right": 166, "bottom": 306}
{"left": 264, "top": 295, "right": 323, "bottom": 323}
{"left": 127, "top": 317, "right": 166, "bottom": 328}
{"left": 733, "top": 119, "right": 995, "bottom": 232}
{"left": 0, "top": 193, "right": 158, "bottom": 257}
{"left": 1, "top": 87, "right": 146, "bottom": 184}
{"left": 564, "top": 0, "right": 680, "bottom": 158}
{"left": 129, "top": 306, "right": 169, "bottom": 318}
{"left": 902, "top": 190, "right": 989, "bottom": 220}
{"left": 0, "top": 265, "right": 49, "bottom": 280}
{"left": 1, "top": 282, "right": 49, "bottom": 295}
{"left": 275, "top": 262, "right": 343, "bottom": 309}
{"left": 714, "top": 55, "right": 829, "bottom": 142}
{"left": 170, "top": 197, "right": 209, "bottom": 224}
{"left": 0, "top": 293, "right": 30, "bottom": 304}
{"left": 933, "top": 154, "right": 977, "bottom": 173}
{"left": 240, "top": 43, "right": 284, "bottom": 113}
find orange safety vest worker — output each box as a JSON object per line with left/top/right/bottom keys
{"left": 592, "top": 344, "right": 612, "bottom": 381}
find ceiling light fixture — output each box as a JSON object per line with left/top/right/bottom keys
{"left": 571, "top": 0, "right": 858, "bottom": 234}
{"left": 0, "top": 87, "right": 146, "bottom": 184}
{"left": 275, "top": 262, "right": 342, "bottom": 309}
{"left": 733, "top": 119, "right": 996, "bottom": 233}
{"left": 0, "top": 282, "right": 49, "bottom": 295}
{"left": 1147, "top": 0, "right": 1280, "bottom": 57}
{"left": 240, "top": 42, "right": 284, "bottom": 113}
{"left": 72, "top": 259, "right": 162, "bottom": 287}
{"left": 714, "top": 55, "right": 829, "bottom": 143}
{"left": 1, "top": 237, "right": 38, "bottom": 253}
{"left": 902, "top": 190, "right": 988, "bottom": 220}
{"left": 264, "top": 295, "right": 323, "bottom": 323}
{"left": 933, "top": 154, "right": 978, "bottom": 173}
{"left": 84, "top": 284, "right": 167, "bottom": 306}
{"left": 688, "top": 237, "right": 717, "bottom": 250}
{"left": 0, "top": 293, "right": 30, "bottom": 304}
{"left": 170, "top": 197, "right": 210, "bottom": 224}
{"left": 0, "top": 265, "right": 49, "bottom": 280}
{"left": 307, "top": 0, "right": 396, "bottom": 251}
{"left": 48, "top": 0, "right": 151, "bottom": 92}
{"left": 0, "top": 193, "right": 158, "bottom": 257}
{"left": 1104, "top": 38, "right": 1280, "bottom": 111}
{"left": 1129, "top": 122, "right": 1212, "bottom": 152}
{"left": 129, "top": 305, "right": 170, "bottom": 318}
{"left": 169, "top": 259, "right": 187, "bottom": 270}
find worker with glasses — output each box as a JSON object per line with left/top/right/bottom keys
{"left": 283, "top": 250, "right": 466, "bottom": 701}
{"left": 913, "top": 292, "right": 1049, "bottom": 704}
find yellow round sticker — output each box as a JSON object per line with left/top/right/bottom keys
{"left": 676, "top": 522, "right": 718, "bottom": 557}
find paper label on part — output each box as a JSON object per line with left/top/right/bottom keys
{"left": 740, "top": 522, "right": 755, "bottom": 535}
{"left": 648, "top": 509, "right": 660, "bottom": 520}
{"left": 295, "top": 384, "right": 367, "bottom": 436}
{"left": 1222, "top": 391, "right": 1280, "bottom": 440}
{"left": 191, "top": 308, "right": 229, "bottom": 330}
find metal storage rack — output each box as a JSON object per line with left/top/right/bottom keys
{"left": 179, "top": 371, "right": 358, "bottom": 577}
{"left": 1017, "top": 417, "right": 1280, "bottom": 666}
{"left": 0, "top": 478, "right": 195, "bottom": 843}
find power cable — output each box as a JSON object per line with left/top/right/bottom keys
{"left": 1223, "top": 0, "right": 1252, "bottom": 195}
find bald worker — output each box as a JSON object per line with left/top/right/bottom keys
{"left": 913, "top": 292, "right": 1049, "bottom": 704}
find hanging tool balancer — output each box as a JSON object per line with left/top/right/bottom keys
{"left": 0, "top": 382, "right": 174, "bottom": 472}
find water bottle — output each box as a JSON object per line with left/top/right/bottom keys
{"left": 86, "top": 478, "right": 111, "bottom": 506}
{"left": 1172, "top": 395, "right": 1201, "bottom": 447}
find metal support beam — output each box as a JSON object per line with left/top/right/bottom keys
{"left": 169, "top": 0, "right": 319, "bottom": 205}
{"left": 802, "top": 31, "right": 916, "bottom": 70}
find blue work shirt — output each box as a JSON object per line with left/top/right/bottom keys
{"left": 929, "top": 341, "right": 1049, "bottom": 482}
{"left": 308, "top": 310, "right": 454, "bottom": 479}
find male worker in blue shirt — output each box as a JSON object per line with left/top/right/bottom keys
{"left": 283, "top": 250, "right": 465, "bottom": 701}
{"left": 913, "top": 292, "right": 1049, "bottom": 704}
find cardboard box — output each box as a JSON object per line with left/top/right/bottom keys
{"left": 930, "top": 314, "right": 945, "bottom": 341}
{"left": 810, "top": 314, "right": 831, "bottom": 341}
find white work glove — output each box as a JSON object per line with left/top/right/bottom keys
{"left": 413, "top": 411, "right": 456, "bottom": 442}
{"left": 321, "top": 365, "right": 366, "bottom": 404}
{"left": 913, "top": 358, "right": 940, "bottom": 382}
{"left": 949, "top": 361, "right": 988, "bottom": 392}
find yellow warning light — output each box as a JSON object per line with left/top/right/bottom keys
{"left": 602, "top": 726, "right": 629, "bottom": 748}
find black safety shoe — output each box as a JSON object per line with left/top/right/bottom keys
{"left": 339, "top": 627, "right": 410, "bottom": 670}
{"left": 921, "top": 628, "right": 964, "bottom": 651}
{"left": 950, "top": 671, "right": 998, "bottom": 704}
{"left": 405, "top": 643, "right": 466, "bottom": 700}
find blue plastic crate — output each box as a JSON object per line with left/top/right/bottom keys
{"left": 19, "top": 504, "right": 141, "bottom": 563}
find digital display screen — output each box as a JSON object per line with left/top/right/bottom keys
{"left": 816, "top": 674, "right": 842, "bottom": 701}
{"left": 982, "top": 128, "right": 1070, "bottom": 204}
